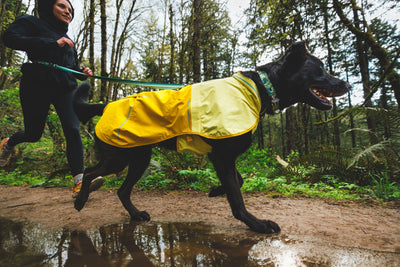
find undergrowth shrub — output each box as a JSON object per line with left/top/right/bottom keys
{"left": 0, "top": 88, "right": 23, "bottom": 138}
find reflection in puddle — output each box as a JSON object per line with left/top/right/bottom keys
{"left": 0, "top": 217, "right": 398, "bottom": 266}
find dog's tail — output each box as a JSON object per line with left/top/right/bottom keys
{"left": 73, "top": 82, "right": 106, "bottom": 124}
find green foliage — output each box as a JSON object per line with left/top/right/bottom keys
{"left": 370, "top": 171, "right": 400, "bottom": 200}
{"left": 0, "top": 169, "right": 42, "bottom": 187}
{"left": 0, "top": 136, "right": 399, "bottom": 201}
{"left": 103, "top": 175, "right": 125, "bottom": 189}
{"left": 241, "top": 175, "right": 363, "bottom": 200}
{"left": 0, "top": 67, "right": 22, "bottom": 77}
{"left": 136, "top": 169, "right": 173, "bottom": 190}
{"left": 242, "top": 176, "right": 276, "bottom": 192}
{"left": 177, "top": 169, "right": 219, "bottom": 191}
{"left": 134, "top": 149, "right": 218, "bottom": 191}
{"left": 236, "top": 146, "right": 278, "bottom": 176}
{"left": 0, "top": 88, "right": 23, "bottom": 138}
{"left": 152, "top": 147, "right": 210, "bottom": 177}
{"left": 238, "top": 150, "right": 388, "bottom": 200}
{"left": 2, "top": 10, "right": 16, "bottom": 31}
{"left": 0, "top": 168, "right": 71, "bottom": 188}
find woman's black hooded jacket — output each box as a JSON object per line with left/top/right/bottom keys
{"left": 2, "top": 0, "right": 86, "bottom": 92}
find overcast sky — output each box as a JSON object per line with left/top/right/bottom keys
{"left": 25, "top": 0, "right": 252, "bottom": 37}
{"left": 21, "top": 0, "right": 398, "bottom": 40}
{"left": 225, "top": 0, "right": 250, "bottom": 25}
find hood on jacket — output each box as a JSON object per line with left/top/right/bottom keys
{"left": 38, "top": 0, "right": 74, "bottom": 33}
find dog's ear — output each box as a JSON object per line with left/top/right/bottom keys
{"left": 255, "top": 41, "right": 309, "bottom": 75}
{"left": 283, "top": 41, "right": 308, "bottom": 70}
{"left": 287, "top": 41, "right": 308, "bottom": 55}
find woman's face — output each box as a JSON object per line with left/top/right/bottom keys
{"left": 53, "top": 0, "right": 72, "bottom": 25}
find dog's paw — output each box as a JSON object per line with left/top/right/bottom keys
{"left": 208, "top": 186, "right": 225, "bottom": 197}
{"left": 131, "top": 211, "right": 151, "bottom": 221}
{"left": 74, "top": 195, "right": 87, "bottom": 211}
{"left": 74, "top": 201, "right": 83, "bottom": 211}
{"left": 255, "top": 220, "right": 281, "bottom": 234}
{"left": 73, "top": 82, "right": 91, "bottom": 104}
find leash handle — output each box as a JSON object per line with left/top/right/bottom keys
{"left": 34, "top": 61, "right": 185, "bottom": 90}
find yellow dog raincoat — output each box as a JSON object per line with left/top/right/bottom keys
{"left": 95, "top": 72, "right": 261, "bottom": 154}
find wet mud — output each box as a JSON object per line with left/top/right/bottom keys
{"left": 0, "top": 217, "right": 398, "bottom": 266}
{"left": 0, "top": 185, "right": 399, "bottom": 266}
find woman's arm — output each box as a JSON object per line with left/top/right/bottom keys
{"left": 3, "top": 16, "right": 58, "bottom": 52}
{"left": 71, "top": 47, "right": 92, "bottom": 80}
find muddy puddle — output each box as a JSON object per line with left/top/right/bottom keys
{"left": 0, "top": 217, "right": 398, "bottom": 266}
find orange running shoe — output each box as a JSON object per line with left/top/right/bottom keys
{"left": 0, "top": 138, "right": 15, "bottom": 167}
{"left": 72, "top": 175, "right": 104, "bottom": 198}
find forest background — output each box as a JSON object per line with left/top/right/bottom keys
{"left": 0, "top": 0, "right": 399, "bottom": 201}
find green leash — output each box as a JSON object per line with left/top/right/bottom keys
{"left": 34, "top": 61, "right": 185, "bottom": 90}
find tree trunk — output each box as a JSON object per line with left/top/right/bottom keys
{"left": 192, "top": 0, "right": 202, "bottom": 82}
{"left": 301, "top": 104, "right": 310, "bottom": 154}
{"left": 0, "top": 0, "right": 8, "bottom": 90}
{"left": 157, "top": 0, "right": 168, "bottom": 83}
{"left": 285, "top": 107, "right": 296, "bottom": 154}
{"left": 344, "top": 55, "right": 356, "bottom": 148}
{"left": 34, "top": 0, "right": 39, "bottom": 17}
{"left": 323, "top": 2, "right": 341, "bottom": 151}
{"left": 109, "top": 0, "right": 123, "bottom": 100}
{"left": 110, "top": 0, "right": 136, "bottom": 100}
{"left": 169, "top": 4, "right": 175, "bottom": 83}
{"left": 296, "top": 105, "right": 304, "bottom": 154}
{"left": 89, "top": 0, "right": 95, "bottom": 97}
{"left": 280, "top": 113, "right": 286, "bottom": 156}
{"left": 0, "top": 0, "right": 7, "bottom": 67}
{"left": 75, "top": 2, "right": 91, "bottom": 62}
{"left": 333, "top": 0, "right": 400, "bottom": 112}
{"left": 46, "top": 115, "right": 65, "bottom": 166}
{"left": 0, "top": 0, "right": 23, "bottom": 90}
{"left": 380, "top": 85, "right": 391, "bottom": 139}
{"left": 178, "top": 0, "right": 185, "bottom": 84}
{"left": 352, "top": 3, "right": 378, "bottom": 145}
{"left": 266, "top": 116, "right": 272, "bottom": 148}
{"left": 257, "top": 120, "right": 265, "bottom": 150}
{"left": 347, "top": 92, "right": 356, "bottom": 147}
{"left": 100, "top": 0, "right": 108, "bottom": 103}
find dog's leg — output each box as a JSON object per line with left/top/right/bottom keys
{"left": 74, "top": 163, "right": 110, "bottom": 211}
{"left": 73, "top": 82, "right": 106, "bottom": 124}
{"left": 117, "top": 146, "right": 152, "bottom": 221}
{"left": 75, "top": 141, "right": 129, "bottom": 211}
{"left": 208, "top": 168, "right": 243, "bottom": 197}
{"left": 209, "top": 152, "right": 280, "bottom": 234}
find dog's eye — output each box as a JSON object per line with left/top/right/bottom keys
{"left": 318, "top": 65, "right": 326, "bottom": 75}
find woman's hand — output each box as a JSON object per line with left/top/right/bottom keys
{"left": 82, "top": 66, "right": 93, "bottom": 76}
{"left": 57, "top": 37, "right": 74, "bottom": 48}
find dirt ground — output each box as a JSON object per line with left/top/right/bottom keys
{"left": 1, "top": 185, "right": 399, "bottom": 254}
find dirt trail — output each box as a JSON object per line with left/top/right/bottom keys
{"left": 1, "top": 185, "right": 399, "bottom": 254}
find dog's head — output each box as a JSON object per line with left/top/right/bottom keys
{"left": 256, "top": 41, "right": 350, "bottom": 111}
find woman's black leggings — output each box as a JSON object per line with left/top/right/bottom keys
{"left": 8, "top": 74, "right": 83, "bottom": 176}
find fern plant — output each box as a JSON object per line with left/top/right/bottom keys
{"left": 370, "top": 171, "right": 400, "bottom": 200}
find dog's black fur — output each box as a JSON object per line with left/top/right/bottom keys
{"left": 73, "top": 41, "right": 350, "bottom": 234}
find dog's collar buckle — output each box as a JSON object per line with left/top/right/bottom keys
{"left": 271, "top": 98, "right": 279, "bottom": 112}
{"left": 258, "top": 71, "right": 280, "bottom": 114}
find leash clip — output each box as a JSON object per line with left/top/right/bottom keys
{"left": 271, "top": 98, "right": 280, "bottom": 113}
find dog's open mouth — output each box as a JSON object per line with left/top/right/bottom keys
{"left": 311, "top": 88, "right": 332, "bottom": 102}
{"left": 310, "top": 88, "right": 333, "bottom": 106}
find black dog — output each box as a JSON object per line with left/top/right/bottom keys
{"left": 73, "top": 41, "right": 350, "bottom": 234}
